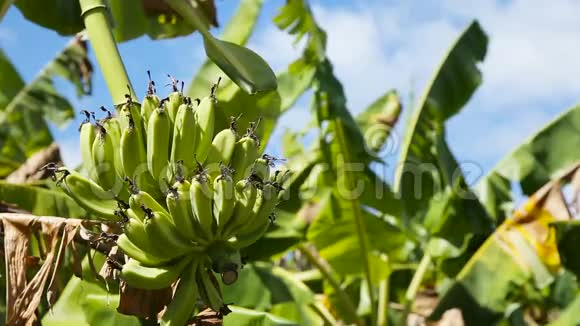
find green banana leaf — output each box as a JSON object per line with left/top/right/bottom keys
{"left": 389, "top": 21, "right": 493, "bottom": 275}
{"left": 0, "top": 181, "right": 86, "bottom": 217}
{"left": 547, "top": 294, "right": 580, "bottom": 326}
{"left": 394, "top": 20, "right": 489, "bottom": 225}
{"left": 42, "top": 254, "right": 139, "bottom": 326}
{"left": 307, "top": 191, "right": 411, "bottom": 283}
{"left": 552, "top": 220, "right": 580, "bottom": 278}
{"left": 187, "top": 0, "right": 264, "bottom": 97}
{"left": 182, "top": 0, "right": 316, "bottom": 145}
{"left": 13, "top": 0, "right": 217, "bottom": 42}
{"left": 224, "top": 306, "right": 298, "bottom": 326}
{"left": 0, "top": 38, "right": 91, "bottom": 177}
{"left": 430, "top": 177, "right": 571, "bottom": 325}
{"left": 222, "top": 263, "right": 318, "bottom": 325}
{"left": 224, "top": 263, "right": 313, "bottom": 309}
{"left": 475, "top": 106, "right": 580, "bottom": 223}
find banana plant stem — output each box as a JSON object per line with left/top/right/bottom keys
{"left": 297, "top": 243, "right": 362, "bottom": 325}
{"left": 377, "top": 268, "right": 391, "bottom": 326}
{"left": 404, "top": 253, "right": 431, "bottom": 315}
{"left": 79, "top": 0, "right": 136, "bottom": 105}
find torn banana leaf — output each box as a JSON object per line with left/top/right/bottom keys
{"left": 430, "top": 165, "right": 578, "bottom": 325}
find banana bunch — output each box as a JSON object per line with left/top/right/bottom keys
{"left": 47, "top": 75, "right": 287, "bottom": 323}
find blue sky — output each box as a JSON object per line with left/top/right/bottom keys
{"left": 1, "top": 0, "right": 578, "bottom": 189}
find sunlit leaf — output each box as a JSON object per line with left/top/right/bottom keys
{"left": 307, "top": 191, "right": 412, "bottom": 282}
{"left": 476, "top": 106, "right": 580, "bottom": 222}
{"left": 203, "top": 37, "right": 277, "bottom": 94}
{"left": 223, "top": 306, "right": 298, "bottom": 326}
{"left": 394, "top": 20, "right": 489, "bottom": 224}
{"left": 0, "top": 181, "right": 86, "bottom": 218}
{"left": 0, "top": 38, "right": 91, "bottom": 177}
{"left": 188, "top": 0, "right": 264, "bottom": 97}
{"left": 430, "top": 172, "right": 575, "bottom": 325}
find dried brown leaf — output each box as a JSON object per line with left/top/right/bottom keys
{"left": 1, "top": 213, "right": 89, "bottom": 325}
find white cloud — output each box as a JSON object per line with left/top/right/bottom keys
{"left": 228, "top": 1, "right": 580, "bottom": 169}
{"left": 443, "top": 0, "right": 580, "bottom": 110}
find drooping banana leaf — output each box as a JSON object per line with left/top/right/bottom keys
{"left": 13, "top": 0, "right": 217, "bottom": 42}
{"left": 0, "top": 181, "right": 86, "bottom": 218}
{"left": 430, "top": 169, "right": 575, "bottom": 325}
{"left": 475, "top": 105, "right": 580, "bottom": 223}
{"left": 187, "top": 0, "right": 264, "bottom": 97}
{"left": 0, "top": 38, "right": 91, "bottom": 177}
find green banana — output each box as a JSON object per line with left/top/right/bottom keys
{"left": 232, "top": 182, "right": 280, "bottom": 248}
{"left": 213, "top": 169, "right": 235, "bottom": 231}
{"left": 100, "top": 115, "right": 125, "bottom": 180}
{"left": 120, "top": 116, "right": 163, "bottom": 200}
{"left": 55, "top": 169, "right": 118, "bottom": 220}
{"left": 143, "top": 208, "right": 194, "bottom": 258}
{"left": 190, "top": 172, "right": 214, "bottom": 240}
{"left": 120, "top": 116, "right": 146, "bottom": 181}
{"left": 205, "top": 118, "right": 237, "bottom": 170}
{"left": 141, "top": 71, "right": 160, "bottom": 128}
{"left": 122, "top": 210, "right": 166, "bottom": 258}
{"left": 166, "top": 76, "right": 184, "bottom": 123}
{"left": 252, "top": 155, "right": 272, "bottom": 182}
{"left": 230, "top": 132, "right": 259, "bottom": 181}
{"left": 220, "top": 178, "right": 258, "bottom": 239}
{"left": 128, "top": 185, "right": 168, "bottom": 221}
{"left": 118, "top": 98, "right": 144, "bottom": 142}
{"left": 141, "top": 94, "right": 159, "bottom": 129}
{"left": 121, "top": 255, "right": 192, "bottom": 290}
{"left": 170, "top": 100, "right": 197, "bottom": 174}
{"left": 194, "top": 96, "right": 215, "bottom": 163}
{"left": 160, "top": 259, "right": 200, "bottom": 326}
{"left": 197, "top": 263, "right": 227, "bottom": 313}
{"left": 117, "top": 234, "right": 172, "bottom": 267}
{"left": 147, "top": 106, "right": 171, "bottom": 181}
{"left": 166, "top": 180, "right": 208, "bottom": 245}
{"left": 233, "top": 217, "right": 271, "bottom": 249}
{"left": 79, "top": 115, "right": 96, "bottom": 180}
{"left": 91, "top": 122, "right": 118, "bottom": 191}
{"left": 256, "top": 182, "right": 280, "bottom": 217}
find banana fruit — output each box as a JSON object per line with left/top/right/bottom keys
{"left": 147, "top": 106, "right": 171, "bottom": 181}
{"left": 170, "top": 99, "right": 197, "bottom": 174}
{"left": 121, "top": 255, "right": 192, "bottom": 290}
{"left": 160, "top": 259, "right": 200, "bottom": 326}
{"left": 194, "top": 96, "right": 215, "bottom": 163}
{"left": 51, "top": 75, "right": 287, "bottom": 318}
